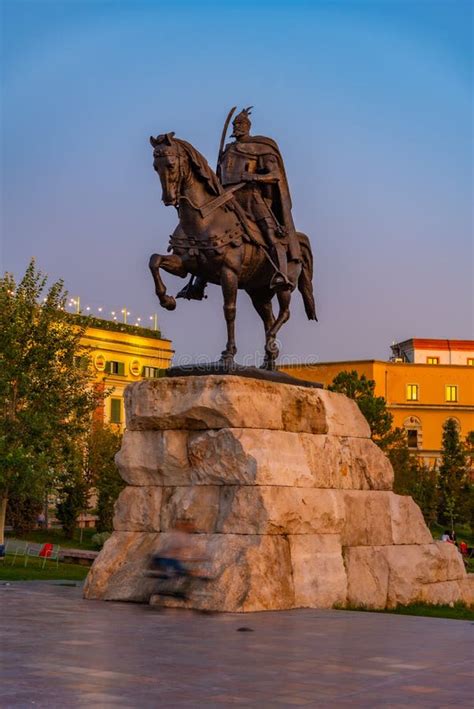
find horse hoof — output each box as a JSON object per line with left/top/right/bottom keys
{"left": 160, "top": 295, "right": 176, "bottom": 311}
{"left": 219, "top": 352, "right": 236, "bottom": 368}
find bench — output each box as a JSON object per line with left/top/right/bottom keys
{"left": 6, "top": 540, "right": 29, "bottom": 566}
{"left": 24, "top": 543, "right": 61, "bottom": 568}
{"left": 59, "top": 549, "right": 98, "bottom": 567}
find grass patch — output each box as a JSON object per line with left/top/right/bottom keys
{"left": 429, "top": 522, "right": 474, "bottom": 547}
{"left": 342, "top": 602, "right": 474, "bottom": 621}
{"left": 5, "top": 527, "right": 98, "bottom": 551}
{"left": 0, "top": 556, "right": 89, "bottom": 582}
{"left": 385, "top": 603, "right": 474, "bottom": 621}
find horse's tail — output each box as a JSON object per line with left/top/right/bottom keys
{"left": 297, "top": 232, "right": 318, "bottom": 321}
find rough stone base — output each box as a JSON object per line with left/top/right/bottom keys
{"left": 84, "top": 376, "right": 473, "bottom": 611}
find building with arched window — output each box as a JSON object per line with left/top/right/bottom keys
{"left": 280, "top": 338, "right": 474, "bottom": 470}
{"left": 78, "top": 315, "right": 173, "bottom": 429}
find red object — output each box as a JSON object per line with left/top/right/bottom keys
{"left": 459, "top": 542, "right": 468, "bottom": 555}
{"left": 39, "top": 543, "right": 53, "bottom": 558}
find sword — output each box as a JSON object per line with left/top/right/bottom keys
{"left": 216, "top": 106, "right": 236, "bottom": 179}
{"left": 199, "top": 182, "right": 245, "bottom": 219}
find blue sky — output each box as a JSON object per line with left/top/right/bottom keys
{"left": 1, "top": 0, "right": 472, "bottom": 363}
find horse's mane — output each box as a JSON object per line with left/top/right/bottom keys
{"left": 176, "top": 138, "right": 221, "bottom": 196}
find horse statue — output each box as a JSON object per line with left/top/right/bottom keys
{"left": 148, "top": 131, "right": 317, "bottom": 370}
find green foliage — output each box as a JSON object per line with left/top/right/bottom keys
{"left": 390, "top": 444, "right": 439, "bottom": 525}
{"left": 56, "top": 477, "right": 89, "bottom": 539}
{"left": 0, "top": 260, "right": 102, "bottom": 540}
{"left": 329, "top": 370, "right": 441, "bottom": 527}
{"left": 342, "top": 602, "right": 474, "bottom": 621}
{"left": 5, "top": 495, "right": 43, "bottom": 536}
{"left": 91, "top": 531, "right": 111, "bottom": 549}
{"left": 85, "top": 424, "right": 124, "bottom": 533}
{"left": 438, "top": 419, "right": 471, "bottom": 529}
{"left": 72, "top": 313, "right": 163, "bottom": 340}
{"left": 0, "top": 557, "right": 89, "bottom": 582}
{"left": 5, "top": 527, "right": 98, "bottom": 551}
{"left": 328, "top": 370, "right": 403, "bottom": 449}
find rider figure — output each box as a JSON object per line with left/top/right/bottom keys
{"left": 177, "top": 107, "right": 301, "bottom": 300}
{"left": 219, "top": 107, "right": 299, "bottom": 289}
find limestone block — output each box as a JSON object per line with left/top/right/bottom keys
{"left": 343, "top": 546, "right": 390, "bottom": 609}
{"left": 160, "top": 486, "right": 221, "bottom": 533}
{"left": 433, "top": 542, "right": 467, "bottom": 581}
{"left": 115, "top": 429, "right": 190, "bottom": 485}
{"left": 389, "top": 495, "right": 433, "bottom": 545}
{"left": 341, "top": 492, "right": 393, "bottom": 546}
{"left": 188, "top": 429, "right": 393, "bottom": 489}
{"left": 113, "top": 487, "right": 162, "bottom": 532}
{"left": 341, "top": 492, "right": 433, "bottom": 547}
{"left": 216, "top": 487, "right": 345, "bottom": 535}
{"left": 459, "top": 576, "right": 474, "bottom": 607}
{"left": 124, "top": 376, "right": 370, "bottom": 437}
{"left": 85, "top": 531, "right": 295, "bottom": 611}
{"left": 301, "top": 435, "right": 394, "bottom": 490}
{"left": 289, "top": 535, "right": 347, "bottom": 608}
{"left": 419, "top": 581, "right": 465, "bottom": 606}
{"left": 151, "top": 533, "right": 294, "bottom": 612}
{"left": 188, "top": 429, "right": 314, "bottom": 487}
{"left": 316, "top": 390, "right": 370, "bottom": 438}
{"left": 384, "top": 542, "right": 466, "bottom": 607}
{"left": 83, "top": 531, "right": 160, "bottom": 602}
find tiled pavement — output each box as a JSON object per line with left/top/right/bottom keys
{"left": 1, "top": 581, "right": 472, "bottom": 707}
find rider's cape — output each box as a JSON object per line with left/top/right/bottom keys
{"left": 219, "top": 135, "right": 297, "bottom": 243}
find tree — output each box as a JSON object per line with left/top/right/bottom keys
{"left": 55, "top": 440, "right": 89, "bottom": 539}
{"left": 85, "top": 424, "right": 124, "bottom": 532}
{"left": 466, "top": 431, "right": 474, "bottom": 471}
{"left": 5, "top": 494, "right": 43, "bottom": 536}
{"left": 328, "top": 370, "right": 404, "bottom": 449}
{"left": 0, "top": 260, "right": 101, "bottom": 543}
{"left": 438, "top": 419, "right": 470, "bottom": 530}
{"left": 328, "top": 370, "right": 440, "bottom": 525}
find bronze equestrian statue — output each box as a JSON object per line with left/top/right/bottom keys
{"left": 149, "top": 107, "right": 317, "bottom": 371}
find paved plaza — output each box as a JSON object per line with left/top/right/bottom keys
{"left": 1, "top": 581, "right": 473, "bottom": 707}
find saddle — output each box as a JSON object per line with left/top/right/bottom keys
{"left": 168, "top": 198, "right": 281, "bottom": 257}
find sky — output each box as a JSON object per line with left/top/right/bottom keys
{"left": 1, "top": 0, "right": 473, "bottom": 365}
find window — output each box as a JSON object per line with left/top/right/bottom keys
{"left": 445, "top": 385, "right": 458, "bottom": 403}
{"left": 407, "top": 429, "right": 418, "bottom": 449}
{"left": 142, "top": 366, "right": 161, "bottom": 379}
{"left": 404, "top": 416, "right": 422, "bottom": 450}
{"left": 110, "top": 398, "right": 122, "bottom": 424}
{"left": 406, "top": 384, "right": 419, "bottom": 401}
{"left": 426, "top": 357, "right": 439, "bottom": 365}
{"left": 468, "top": 358, "right": 474, "bottom": 366}
{"left": 106, "top": 360, "right": 125, "bottom": 376}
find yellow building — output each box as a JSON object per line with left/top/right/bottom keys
{"left": 280, "top": 338, "right": 474, "bottom": 467}
{"left": 79, "top": 316, "right": 173, "bottom": 428}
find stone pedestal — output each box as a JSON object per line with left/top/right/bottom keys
{"left": 84, "top": 376, "right": 474, "bottom": 611}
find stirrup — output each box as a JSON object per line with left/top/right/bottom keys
{"left": 176, "top": 281, "right": 208, "bottom": 301}
{"left": 270, "top": 272, "right": 292, "bottom": 291}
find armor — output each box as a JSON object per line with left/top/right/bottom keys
{"left": 220, "top": 143, "right": 258, "bottom": 186}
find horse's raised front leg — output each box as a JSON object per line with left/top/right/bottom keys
{"left": 149, "top": 253, "right": 188, "bottom": 311}
{"left": 220, "top": 266, "right": 238, "bottom": 366}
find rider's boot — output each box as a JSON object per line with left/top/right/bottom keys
{"left": 257, "top": 220, "right": 292, "bottom": 291}
{"left": 270, "top": 241, "right": 291, "bottom": 291}
{"left": 176, "top": 276, "right": 208, "bottom": 301}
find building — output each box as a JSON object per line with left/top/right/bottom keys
{"left": 68, "top": 316, "right": 173, "bottom": 528}
{"left": 79, "top": 315, "right": 173, "bottom": 428}
{"left": 280, "top": 338, "right": 474, "bottom": 468}
{"left": 390, "top": 338, "right": 474, "bottom": 366}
